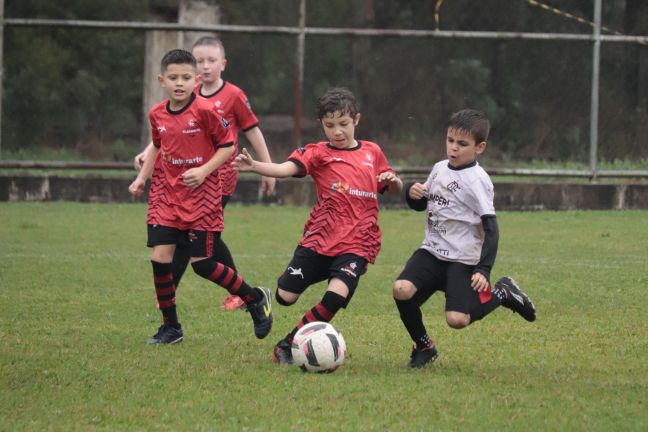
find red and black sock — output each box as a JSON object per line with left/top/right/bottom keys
{"left": 151, "top": 261, "right": 179, "bottom": 328}
{"left": 191, "top": 258, "right": 260, "bottom": 304}
{"left": 286, "top": 291, "right": 347, "bottom": 343}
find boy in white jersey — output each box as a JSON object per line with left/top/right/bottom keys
{"left": 393, "top": 109, "right": 536, "bottom": 368}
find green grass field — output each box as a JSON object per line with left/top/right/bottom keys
{"left": 1, "top": 203, "right": 647, "bottom": 431}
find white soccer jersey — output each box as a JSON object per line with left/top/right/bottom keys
{"left": 421, "top": 160, "right": 495, "bottom": 265}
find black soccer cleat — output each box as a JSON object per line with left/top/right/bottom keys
{"left": 272, "top": 338, "right": 294, "bottom": 365}
{"left": 248, "top": 287, "right": 273, "bottom": 339}
{"left": 496, "top": 276, "right": 536, "bottom": 322}
{"left": 147, "top": 324, "right": 183, "bottom": 345}
{"left": 408, "top": 344, "right": 439, "bottom": 369}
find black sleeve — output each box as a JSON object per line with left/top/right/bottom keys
{"left": 404, "top": 183, "right": 427, "bottom": 211}
{"left": 474, "top": 215, "right": 499, "bottom": 282}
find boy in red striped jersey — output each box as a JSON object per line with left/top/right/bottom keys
{"left": 129, "top": 49, "right": 272, "bottom": 345}
{"left": 135, "top": 36, "right": 275, "bottom": 312}
{"left": 233, "top": 87, "right": 403, "bottom": 364}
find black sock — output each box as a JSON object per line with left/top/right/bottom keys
{"left": 395, "top": 297, "right": 432, "bottom": 349}
{"left": 286, "top": 291, "right": 347, "bottom": 343}
{"left": 212, "top": 238, "right": 236, "bottom": 271}
{"left": 170, "top": 244, "right": 191, "bottom": 289}
{"left": 470, "top": 296, "right": 502, "bottom": 322}
{"left": 191, "top": 258, "right": 260, "bottom": 304}
{"left": 151, "top": 261, "right": 179, "bottom": 328}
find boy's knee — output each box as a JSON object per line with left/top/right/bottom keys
{"left": 393, "top": 280, "right": 416, "bottom": 301}
{"left": 276, "top": 287, "right": 298, "bottom": 306}
{"left": 445, "top": 311, "right": 471, "bottom": 329}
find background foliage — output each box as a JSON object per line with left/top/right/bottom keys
{"left": 2, "top": 0, "right": 647, "bottom": 165}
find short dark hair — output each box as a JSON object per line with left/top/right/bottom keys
{"left": 191, "top": 36, "right": 226, "bottom": 57}
{"left": 316, "top": 87, "right": 359, "bottom": 120}
{"left": 160, "top": 49, "right": 196, "bottom": 72}
{"left": 447, "top": 109, "right": 490, "bottom": 143}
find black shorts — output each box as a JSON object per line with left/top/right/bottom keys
{"left": 277, "top": 245, "right": 368, "bottom": 302}
{"left": 147, "top": 224, "right": 221, "bottom": 258}
{"left": 166, "top": 195, "right": 230, "bottom": 257}
{"left": 397, "top": 248, "right": 481, "bottom": 315}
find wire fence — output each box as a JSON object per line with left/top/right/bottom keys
{"left": 1, "top": 0, "right": 647, "bottom": 180}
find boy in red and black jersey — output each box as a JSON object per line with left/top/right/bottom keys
{"left": 234, "top": 87, "right": 403, "bottom": 364}
{"left": 129, "top": 49, "right": 273, "bottom": 345}
{"left": 135, "top": 37, "right": 275, "bottom": 311}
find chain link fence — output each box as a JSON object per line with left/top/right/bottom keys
{"left": 1, "top": 0, "right": 647, "bottom": 178}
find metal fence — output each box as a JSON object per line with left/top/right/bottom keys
{"left": 1, "top": 0, "right": 647, "bottom": 180}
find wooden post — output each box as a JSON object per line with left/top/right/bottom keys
{"left": 178, "top": 0, "right": 221, "bottom": 49}
{"left": 140, "top": 0, "right": 222, "bottom": 148}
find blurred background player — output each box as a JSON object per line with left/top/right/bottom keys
{"left": 134, "top": 36, "right": 275, "bottom": 311}
{"left": 393, "top": 109, "right": 536, "bottom": 368}
{"left": 234, "top": 87, "right": 403, "bottom": 364}
{"left": 129, "top": 49, "right": 273, "bottom": 344}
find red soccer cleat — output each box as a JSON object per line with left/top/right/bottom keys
{"left": 221, "top": 294, "right": 246, "bottom": 311}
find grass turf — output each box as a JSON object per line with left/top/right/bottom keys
{"left": 1, "top": 203, "right": 646, "bottom": 431}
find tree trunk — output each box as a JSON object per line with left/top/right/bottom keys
{"left": 140, "top": 0, "right": 222, "bottom": 148}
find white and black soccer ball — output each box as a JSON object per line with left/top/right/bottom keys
{"left": 291, "top": 321, "right": 346, "bottom": 373}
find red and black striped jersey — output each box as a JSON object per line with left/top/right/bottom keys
{"left": 147, "top": 94, "right": 234, "bottom": 231}
{"left": 287, "top": 140, "right": 395, "bottom": 264}
{"left": 196, "top": 81, "right": 259, "bottom": 196}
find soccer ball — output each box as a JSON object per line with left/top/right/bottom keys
{"left": 291, "top": 321, "right": 346, "bottom": 373}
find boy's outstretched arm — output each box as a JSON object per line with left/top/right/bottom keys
{"left": 233, "top": 148, "right": 299, "bottom": 178}
{"left": 377, "top": 171, "right": 403, "bottom": 195}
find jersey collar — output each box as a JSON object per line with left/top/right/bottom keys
{"left": 325, "top": 140, "right": 363, "bottom": 151}
{"left": 199, "top": 81, "right": 227, "bottom": 98}
{"left": 447, "top": 159, "right": 478, "bottom": 171}
{"left": 166, "top": 93, "right": 196, "bottom": 115}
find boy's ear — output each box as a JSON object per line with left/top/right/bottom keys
{"left": 157, "top": 74, "right": 164, "bottom": 85}
{"left": 476, "top": 141, "right": 487, "bottom": 155}
{"left": 354, "top": 113, "right": 361, "bottom": 126}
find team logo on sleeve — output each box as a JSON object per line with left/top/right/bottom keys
{"left": 221, "top": 117, "right": 230, "bottom": 128}
{"left": 157, "top": 125, "right": 167, "bottom": 133}
{"left": 245, "top": 99, "right": 252, "bottom": 109}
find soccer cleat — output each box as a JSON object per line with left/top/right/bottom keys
{"left": 248, "top": 287, "right": 273, "bottom": 339}
{"left": 147, "top": 324, "right": 183, "bottom": 345}
{"left": 221, "top": 294, "right": 246, "bottom": 311}
{"left": 496, "top": 276, "right": 536, "bottom": 322}
{"left": 408, "top": 344, "right": 439, "bottom": 369}
{"left": 272, "top": 338, "right": 294, "bottom": 365}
